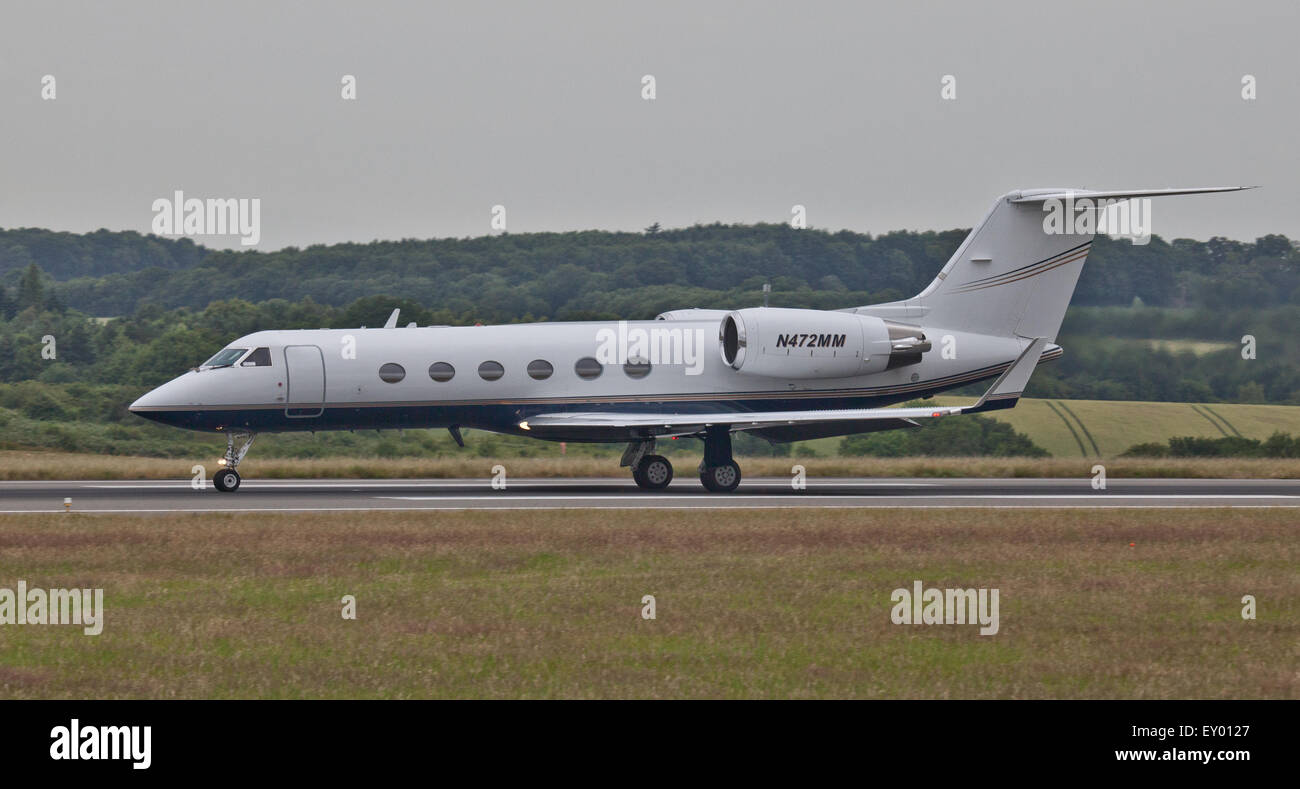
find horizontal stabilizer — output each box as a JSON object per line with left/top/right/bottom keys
{"left": 1010, "top": 186, "right": 1255, "bottom": 203}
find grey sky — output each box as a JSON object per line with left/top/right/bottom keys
{"left": 1, "top": 0, "right": 1294, "bottom": 249}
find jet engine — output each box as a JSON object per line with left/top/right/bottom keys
{"left": 719, "top": 307, "right": 930, "bottom": 379}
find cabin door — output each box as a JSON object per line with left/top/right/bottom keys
{"left": 284, "top": 345, "right": 325, "bottom": 418}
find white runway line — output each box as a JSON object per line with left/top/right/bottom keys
{"left": 2, "top": 504, "right": 1300, "bottom": 514}
{"left": 74, "top": 480, "right": 941, "bottom": 490}
{"left": 374, "top": 494, "right": 1300, "bottom": 501}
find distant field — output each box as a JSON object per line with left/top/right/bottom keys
{"left": 915, "top": 397, "right": 1300, "bottom": 458}
{"left": 0, "top": 509, "right": 1293, "bottom": 699}
{"left": 6, "top": 449, "right": 1300, "bottom": 480}
{"left": 1143, "top": 339, "right": 1235, "bottom": 356}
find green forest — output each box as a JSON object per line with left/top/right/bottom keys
{"left": 0, "top": 222, "right": 1295, "bottom": 457}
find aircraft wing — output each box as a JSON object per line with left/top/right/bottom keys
{"left": 520, "top": 338, "right": 1048, "bottom": 439}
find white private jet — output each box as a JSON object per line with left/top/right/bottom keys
{"left": 130, "top": 187, "right": 1249, "bottom": 492}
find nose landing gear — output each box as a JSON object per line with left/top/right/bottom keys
{"left": 213, "top": 432, "right": 255, "bottom": 493}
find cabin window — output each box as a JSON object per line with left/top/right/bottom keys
{"left": 623, "top": 357, "right": 651, "bottom": 379}
{"left": 575, "top": 357, "right": 603, "bottom": 380}
{"left": 204, "top": 348, "right": 247, "bottom": 368}
{"left": 242, "top": 347, "right": 272, "bottom": 367}
{"left": 379, "top": 363, "right": 406, "bottom": 383}
{"left": 527, "top": 360, "right": 554, "bottom": 380}
{"left": 478, "top": 361, "right": 505, "bottom": 381}
{"left": 429, "top": 362, "right": 455, "bottom": 382}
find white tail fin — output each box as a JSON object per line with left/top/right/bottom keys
{"left": 853, "top": 186, "right": 1253, "bottom": 341}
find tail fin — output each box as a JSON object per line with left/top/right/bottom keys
{"left": 853, "top": 186, "right": 1253, "bottom": 341}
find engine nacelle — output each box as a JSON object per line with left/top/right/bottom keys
{"left": 719, "top": 308, "right": 930, "bottom": 379}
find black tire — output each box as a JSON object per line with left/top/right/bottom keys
{"left": 699, "top": 461, "right": 741, "bottom": 493}
{"left": 634, "top": 454, "right": 674, "bottom": 490}
{"left": 213, "top": 468, "right": 241, "bottom": 493}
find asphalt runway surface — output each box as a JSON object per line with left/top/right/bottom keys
{"left": 2, "top": 478, "right": 1300, "bottom": 513}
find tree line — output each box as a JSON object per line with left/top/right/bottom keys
{"left": 2, "top": 224, "right": 1298, "bottom": 319}
{"left": 0, "top": 221, "right": 1296, "bottom": 403}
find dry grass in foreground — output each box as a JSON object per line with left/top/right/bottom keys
{"left": 0, "top": 508, "right": 1295, "bottom": 699}
{"left": 3, "top": 449, "right": 1300, "bottom": 480}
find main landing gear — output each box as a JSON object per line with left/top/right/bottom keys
{"left": 213, "top": 431, "right": 255, "bottom": 493}
{"left": 622, "top": 426, "right": 742, "bottom": 493}
{"left": 623, "top": 439, "right": 674, "bottom": 490}
{"left": 698, "top": 425, "right": 741, "bottom": 493}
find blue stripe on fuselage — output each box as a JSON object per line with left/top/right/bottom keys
{"left": 130, "top": 375, "right": 998, "bottom": 439}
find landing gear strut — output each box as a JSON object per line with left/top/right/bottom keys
{"left": 699, "top": 425, "right": 741, "bottom": 493}
{"left": 623, "top": 439, "right": 674, "bottom": 490}
{"left": 213, "top": 431, "right": 255, "bottom": 493}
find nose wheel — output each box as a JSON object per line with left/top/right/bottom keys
{"left": 213, "top": 468, "right": 241, "bottom": 492}
{"left": 213, "top": 431, "right": 255, "bottom": 493}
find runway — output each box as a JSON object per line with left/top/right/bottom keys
{"left": 2, "top": 478, "right": 1300, "bottom": 513}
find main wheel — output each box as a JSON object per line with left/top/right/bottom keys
{"left": 699, "top": 461, "right": 741, "bottom": 493}
{"left": 634, "top": 454, "right": 673, "bottom": 490}
{"left": 213, "top": 468, "right": 241, "bottom": 492}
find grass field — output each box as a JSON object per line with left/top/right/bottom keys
{"left": 909, "top": 397, "right": 1300, "bottom": 458}
{"left": 6, "top": 396, "right": 1300, "bottom": 476}
{"left": 6, "top": 449, "right": 1300, "bottom": 480}
{"left": 0, "top": 509, "right": 1294, "bottom": 699}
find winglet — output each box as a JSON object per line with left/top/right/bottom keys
{"left": 967, "top": 338, "right": 1048, "bottom": 412}
{"left": 383, "top": 308, "right": 400, "bottom": 329}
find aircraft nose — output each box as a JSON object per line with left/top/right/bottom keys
{"left": 129, "top": 385, "right": 171, "bottom": 424}
{"left": 129, "top": 374, "right": 195, "bottom": 419}
{"left": 128, "top": 390, "right": 156, "bottom": 412}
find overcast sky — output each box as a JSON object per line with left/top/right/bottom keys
{"left": 1, "top": 0, "right": 1294, "bottom": 249}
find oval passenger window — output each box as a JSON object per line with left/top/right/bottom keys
{"left": 429, "top": 362, "right": 455, "bottom": 382}
{"left": 527, "top": 360, "right": 554, "bottom": 380}
{"left": 623, "top": 357, "right": 651, "bottom": 379}
{"left": 575, "top": 357, "right": 603, "bottom": 380}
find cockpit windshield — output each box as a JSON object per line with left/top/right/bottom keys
{"left": 203, "top": 348, "right": 248, "bottom": 368}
